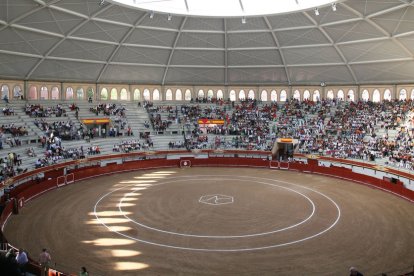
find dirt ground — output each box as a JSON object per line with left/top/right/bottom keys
{"left": 4, "top": 167, "right": 414, "bottom": 276}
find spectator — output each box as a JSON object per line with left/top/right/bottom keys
{"left": 80, "top": 266, "right": 89, "bottom": 276}
{"left": 16, "top": 248, "right": 28, "bottom": 275}
{"left": 38, "top": 248, "right": 51, "bottom": 276}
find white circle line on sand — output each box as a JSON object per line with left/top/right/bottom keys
{"left": 118, "top": 178, "right": 315, "bottom": 238}
{"left": 93, "top": 174, "right": 341, "bottom": 252}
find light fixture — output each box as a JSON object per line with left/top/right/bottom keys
{"left": 314, "top": 8, "right": 320, "bottom": 16}
{"left": 242, "top": 17, "right": 246, "bottom": 24}
{"left": 149, "top": 11, "right": 154, "bottom": 19}
{"left": 99, "top": 0, "right": 105, "bottom": 6}
{"left": 320, "top": 81, "right": 326, "bottom": 87}
{"left": 332, "top": 3, "right": 337, "bottom": 11}
{"left": 168, "top": 13, "right": 172, "bottom": 21}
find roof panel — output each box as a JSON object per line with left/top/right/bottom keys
{"left": 139, "top": 14, "right": 183, "bottom": 30}
{"left": 112, "top": 46, "right": 170, "bottom": 64}
{"left": 276, "top": 28, "right": 330, "bottom": 47}
{"left": 95, "top": 5, "right": 145, "bottom": 25}
{"left": 126, "top": 28, "right": 176, "bottom": 47}
{"left": 0, "top": 53, "right": 40, "bottom": 78}
{"left": 165, "top": 68, "right": 225, "bottom": 84}
{"left": 72, "top": 21, "right": 130, "bottom": 42}
{"left": 227, "top": 32, "right": 275, "bottom": 48}
{"left": 288, "top": 65, "right": 354, "bottom": 83}
{"left": 323, "top": 20, "right": 385, "bottom": 43}
{"left": 344, "top": 0, "right": 405, "bottom": 16}
{"left": 283, "top": 47, "right": 343, "bottom": 65}
{"left": 16, "top": 7, "right": 85, "bottom": 35}
{"left": 183, "top": 18, "right": 224, "bottom": 31}
{"left": 53, "top": 0, "right": 103, "bottom": 17}
{"left": 50, "top": 39, "right": 117, "bottom": 61}
{"left": 31, "top": 60, "right": 105, "bottom": 81}
{"left": 228, "top": 68, "right": 288, "bottom": 84}
{"left": 171, "top": 50, "right": 224, "bottom": 66}
{"left": 0, "top": 0, "right": 39, "bottom": 23}
{"left": 0, "top": 28, "right": 60, "bottom": 56}
{"left": 339, "top": 40, "right": 410, "bottom": 62}
{"left": 177, "top": 32, "right": 224, "bottom": 48}
{"left": 226, "top": 17, "right": 268, "bottom": 31}
{"left": 100, "top": 65, "right": 165, "bottom": 83}
{"left": 351, "top": 61, "right": 414, "bottom": 82}
{"left": 228, "top": 50, "right": 283, "bottom": 66}
{"left": 267, "top": 13, "right": 314, "bottom": 29}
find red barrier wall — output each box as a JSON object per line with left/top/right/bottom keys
{"left": 1, "top": 152, "right": 414, "bottom": 276}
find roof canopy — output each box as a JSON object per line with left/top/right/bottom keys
{"left": 0, "top": 0, "right": 414, "bottom": 86}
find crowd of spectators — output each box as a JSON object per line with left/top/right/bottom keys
{"left": 25, "top": 103, "right": 66, "bottom": 117}
{"left": 34, "top": 119, "right": 77, "bottom": 140}
{"left": 2, "top": 106, "right": 15, "bottom": 116}
{"left": 0, "top": 152, "right": 25, "bottom": 183}
{"left": 113, "top": 139, "right": 141, "bottom": 153}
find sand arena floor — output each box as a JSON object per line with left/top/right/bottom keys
{"left": 4, "top": 167, "right": 414, "bottom": 275}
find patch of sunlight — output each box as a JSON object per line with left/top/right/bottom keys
{"left": 115, "top": 262, "right": 149, "bottom": 271}
{"left": 135, "top": 176, "right": 166, "bottom": 179}
{"left": 130, "top": 187, "right": 148, "bottom": 191}
{"left": 108, "top": 226, "right": 134, "bottom": 232}
{"left": 83, "top": 238, "right": 135, "bottom": 246}
{"left": 118, "top": 202, "right": 136, "bottom": 207}
{"left": 120, "top": 180, "right": 157, "bottom": 184}
{"left": 87, "top": 218, "right": 130, "bottom": 224}
{"left": 89, "top": 211, "right": 132, "bottom": 217}
{"left": 121, "top": 197, "right": 139, "bottom": 202}
{"left": 152, "top": 171, "right": 176, "bottom": 174}
{"left": 111, "top": 249, "right": 141, "bottom": 257}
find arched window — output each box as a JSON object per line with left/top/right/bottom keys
{"left": 373, "top": 89, "right": 380, "bottom": 103}
{"left": 217, "top": 90, "right": 223, "bottom": 100}
{"left": 399, "top": 89, "right": 407, "bottom": 101}
{"left": 87, "top": 88, "right": 94, "bottom": 100}
{"left": 347, "top": 90, "right": 355, "bottom": 102}
{"left": 270, "top": 90, "right": 277, "bottom": 102}
{"left": 13, "top": 85, "right": 22, "bottom": 99}
{"left": 239, "top": 90, "right": 246, "bottom": 100}
{"left": 198, "top": 89, "right": 204, "bottom": 99}
{"left": 100, "top": 88, "right": 108, "bottom": 100}
{"left": 1, "top": 85, "right": 9, "bottom": 99}
{"left": 134, "top": 89, "right": 141, "bottom": 101}
{"left": 176, "top": 89, "right": 182, "bottom": 101}
{"left": 110, "top": 88, "right": 118, "bottom": 100}
{"left": 229, "top": 90, "right": 236, "bottom": 101}
{"left": 261, "top": 90, "right": 268, "bottom": 102}
{"left": 76, "top": 88, "right": 84, "bottom": 100}
{"left": 120, "top": 88, "right": 128, "bottom": 100}
{"left": 248, "top": 89, "right": 255, "bottom": 100}
{"left": 337, "top": 90, "right": 344, "bottom": 100}
{"left": 66, "top": 87, "right": 74, "bottom": 100}
{"left": 327, "top": 90, "right": 334, "bottom": 100}
{"left": 29, "top": 86, "right": 37, "bottom": 100}
{"left": 51, "top": 87, "right": 59, "bottom": 100}
{"left": 207, "top": 89, "right": 214, "bottom": 100}
{"left": 313, "top": 90, "right": 320, "bottom": 102}
{"left": 384, "top": 89, "right": 391, "bottom": 101}
{"left": 40, "top": 86, "right": 48, "bottom": 100}
{"left": 153, "top": 89, "right": 160, "bottom": 101}
{"left": 303, "top": 90, "right": 310, "bottom": 100}
{"left": 143, "top": 89, "right": 150, "bottom": 101}
{"left": 411, "top": 89, "right": 414, "bottom": 100}
{"left": 280, "top": 90, "right": 287, "bottom": 102}
{"left": 293, "top": 90, "right": 300, "bottom": 100}
{"left": 166, "top": 89, "right": 173, "bottom": 101}
{"left": 362, "top": 89, "right": 369, "bottom": 101}
{"left": 185, "top": 89, "right": 192, "bottom": 101}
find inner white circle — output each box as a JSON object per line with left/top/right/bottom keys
{"left": 94, "top": 174, "right": 342, "bottom": 251}
{"left": 109, "top": 0, "right": 339, "bottom": 17}
{"left": 118, "top": 178, "right": 316, "bottom": 238}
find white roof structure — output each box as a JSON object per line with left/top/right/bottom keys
{"left": 0, "top": 0, "right": 414, "bottom": 86}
